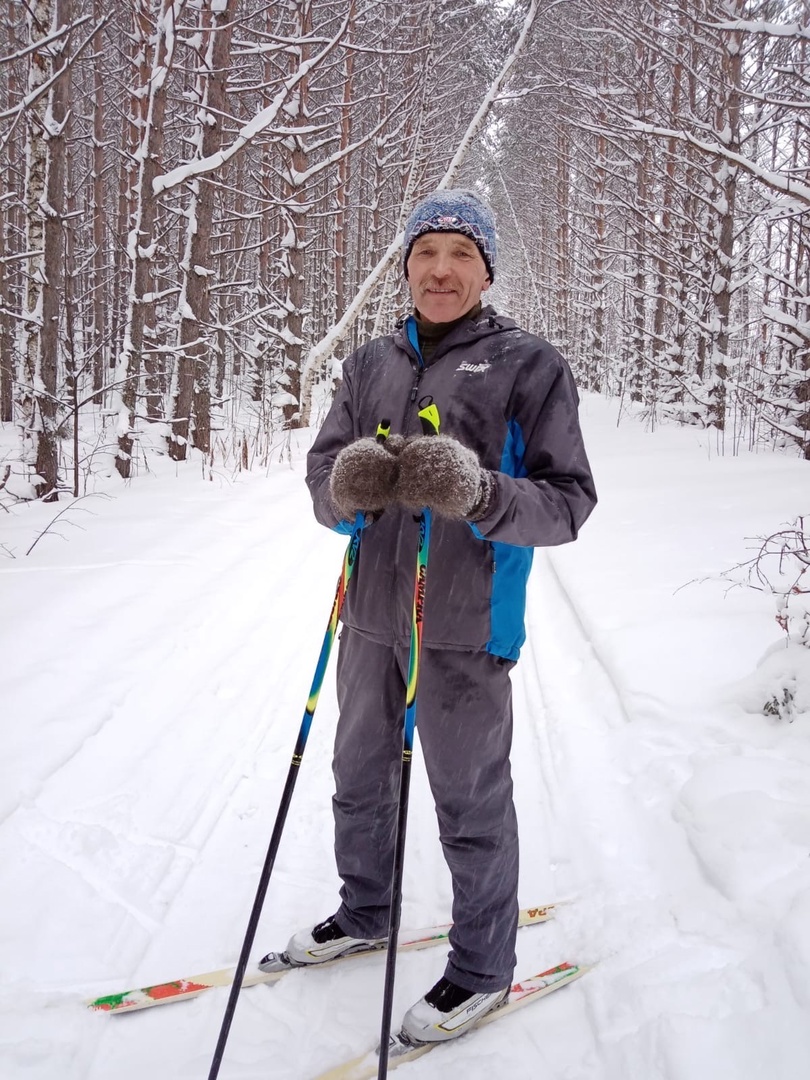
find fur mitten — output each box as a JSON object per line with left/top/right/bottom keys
{"left": 396, "top": 435, "right": 495, "bottom": 520}
{"left": 330, "top": 437, "right": 400, "bottom": 520}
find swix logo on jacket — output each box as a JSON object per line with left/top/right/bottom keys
{"left": 306, "top": 307, "right": 596, "bottom": 661}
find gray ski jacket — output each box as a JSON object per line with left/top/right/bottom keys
{"left": 306, "top": 307, "right": 596, "bottom": 660}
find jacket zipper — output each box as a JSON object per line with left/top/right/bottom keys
{"left": 402, "top": 366, "right": 423, "bottom": 433}
{"left": 402, "top": 315, "right": 424, "bottom": 434}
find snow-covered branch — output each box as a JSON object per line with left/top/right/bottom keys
{"left": 0, "top": 14, "right": 98, "bottom": 123}
{"left": 625, "top": 119, "right": 810, "bottom": 208}
{"left": 283, "top": 113, "right": 387, "bottom": 188}
{"left": 298, "top": 0, "right": 550, "bottom": 424}
{"left": 153, "top": 7, "right": 352, "bottom": 195}
{"left": 441, "top": 0, "right": 543, "bottom": 188}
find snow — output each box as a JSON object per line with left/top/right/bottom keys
{"left": 270, "top": 391, "right": 298, "bottom": 408}
{"left": 711, "top": 20, "right": 808, "bottom": 39}
{"left": 1, "top": 396, "right": 810, "bottom": 1079}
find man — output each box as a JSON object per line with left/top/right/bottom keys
{"left": 267, "top": 189, "right": 596, "bottom": 1043}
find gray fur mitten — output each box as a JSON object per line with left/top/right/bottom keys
{"left": 396, "top": 435, "right": 495, "bottom": 520}
{"left": 330, "top": 437, "right": 400, "bottom": 520}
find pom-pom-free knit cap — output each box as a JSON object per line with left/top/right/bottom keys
{"left": 403, "top": 189, "right": 497, "bottom": 282}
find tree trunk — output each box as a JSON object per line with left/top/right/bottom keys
{"left": 279, "top": 0, "right": 313, "bottom": 431}
{"left": 334, "top": 7, "right": 355, "bottom": 326}
{"left": 706, "top": 5, "right": 743, "bottom": 432}
{"left": 554, "top": 126, "right": 570, "bottom": 347}
{"left": 91, "top": 0, "right": 106, "bottom": 392}
{"left": 113, "top": 0, "right": 181, "bottom": 478}
{"left": 20, "top": 0, "right": 71, "bottom": 501}
{"left": 169, "top": 0, "right": 236, "bottom": 460}
{"left": 0, "top": 171, "right": 12, "bottom": 424}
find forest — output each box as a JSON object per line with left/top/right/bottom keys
{"left": 0, "top": 0, "right": 807, "bottom": 504}
{"left": 3, "top": 6, "right": 810, "bottom": 1078}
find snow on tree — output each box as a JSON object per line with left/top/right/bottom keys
{"left": 0, "top": 0, "right": 808, "bottom": 499}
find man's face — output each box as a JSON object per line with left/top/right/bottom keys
{"left": 406, "top": 232, "right": 491, "bottom": 323}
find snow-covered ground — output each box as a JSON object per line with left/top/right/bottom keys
{"left": 2, "top": 395, "right": 809, "bottom": 1080}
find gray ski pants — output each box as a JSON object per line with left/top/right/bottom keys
{"left": 332, "top": 627, "right": 519, "bottom": 993}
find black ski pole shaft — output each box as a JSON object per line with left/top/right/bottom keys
{"left": 207, "top": 515, "right": 366, "bottom": 1080}
{"left": 377, "top": 399, "right": 439, "bottom": 1079}
{"left": 377, "top": 506, "right": 431, "bottom": 1079}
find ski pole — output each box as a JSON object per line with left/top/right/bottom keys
{"left": 377, "top": 397, "right": 440, "bottom": 1079}
{"left": 208, "top": 421, "right": 391, "bottom": 1080}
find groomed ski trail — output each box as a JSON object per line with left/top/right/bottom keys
{"left": 1, "top": 467, "right": 365, "bottom": 1080}
{"left": 6, "top": 409, "right": 810, "bottom": 1080}
{"left": 518, "top": 548, "right": 810, "bottom": 1080}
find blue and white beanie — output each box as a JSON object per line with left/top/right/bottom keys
{"left": 403, "top": 188, "right": 497, "bottom": 282}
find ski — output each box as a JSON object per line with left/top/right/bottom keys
{"left": 315, "top": 961, "right": 590, "bottom": 1080}
{"left": 86, "top": 904, "right": 556, "bottom": 1014}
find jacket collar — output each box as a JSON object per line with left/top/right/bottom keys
{"left": 393, "top": 305, "right": 515, "bottom": 365}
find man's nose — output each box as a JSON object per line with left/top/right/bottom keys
{"left": 431, "top": 253, "right": 451, "bottom": 277}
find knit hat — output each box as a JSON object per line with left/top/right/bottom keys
{"left": 403, "top": 188, "right": 497, "bottom": 282}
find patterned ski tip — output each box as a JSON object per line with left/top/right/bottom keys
{"left": 86, "top": 903, "right": 558, "bottom": 1014}
{"left": 92, "top": 980, "right": 212, "bottom": 1011}
{"left": 314, "top": 960, "right": 590, "bottom": 1079}
{"left": 87, "top": 971, "right": 234, "bottom": 1013}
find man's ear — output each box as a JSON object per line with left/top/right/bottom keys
{"left": 481, "top": 276, "right": 492, "bottom": 292}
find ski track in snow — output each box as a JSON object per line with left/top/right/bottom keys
{"left": 3, "top": 404, "right": 810, "bottom": 1080}
{"left": 1, "top": 471, "right": 363, "bottom": 1079}
{"left": 526, "top": 550, "right": 810, "bottom": 1080}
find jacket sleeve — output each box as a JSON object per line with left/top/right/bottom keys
{"left": 472, "top": 348, "right": 597, "bottom": 547}
{"left": 305, "top": 350, "right": 361, "bottom": 531}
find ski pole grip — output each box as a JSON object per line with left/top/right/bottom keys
{"left": 417, "top": 397, "right": 440, "bottom": 437}
{"left": 376, "top": 418, "right": 391, "bottom": 443}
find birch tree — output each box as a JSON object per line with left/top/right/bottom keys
{"left": 89, "top": 0, "right": 106, "bottom": 392}
{"left": 19, "top": 0, "right": 72, "bottom": 500}
{"left": 0, "top": 159, "right": 13, "bottom": 426}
